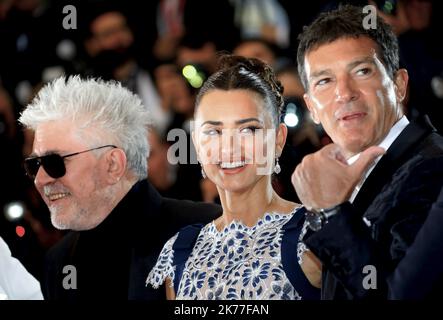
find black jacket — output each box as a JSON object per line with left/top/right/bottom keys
{"left": 387, "top": 186, "right": 443, "bottom": 299}
{"left": 305, "top": 116, "right": 443, "bottom": 299}
{"left": 43, "top": 180, "right": 222, "bottom": 300}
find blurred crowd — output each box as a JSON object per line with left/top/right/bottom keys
{"left": 0, "top": 0, "right": 442, "bottom": 282}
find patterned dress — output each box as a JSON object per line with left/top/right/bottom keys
{"left": 146, "top": 208, "right": 316, "bottom": 300}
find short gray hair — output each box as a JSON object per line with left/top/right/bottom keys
{"left": 19, "top": 76, "right": 151, "bottom": 179}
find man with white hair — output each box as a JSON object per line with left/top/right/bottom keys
{"left": 19, "top": 76, "right": 221, "bottom": 300}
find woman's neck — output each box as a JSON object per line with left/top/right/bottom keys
{"left": 215, "top": 177, "right": 293, "bottom": 230}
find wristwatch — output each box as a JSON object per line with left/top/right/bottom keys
{"left": 305, "top": 205, "right": 341, "bottom": 232}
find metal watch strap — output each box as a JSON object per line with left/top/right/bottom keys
{"left": 320, "top": 205, "right": 341, "bottom": 220}
{"left": 306, "top": 204, "right": 341, "bottom": 231}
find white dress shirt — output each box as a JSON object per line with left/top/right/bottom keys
{"left": 0, "top": 237, "right": 44, "bottom": 300}
{"left": 347, "top": 116, "right": 410, "bottom": 205}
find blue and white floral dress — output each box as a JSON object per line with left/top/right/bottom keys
{"left": 146, "top": 207, "right": 318, "bottom": 300}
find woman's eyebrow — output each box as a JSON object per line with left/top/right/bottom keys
{"left": 201, "top": 120, "right": 223, "bottom": 127}
{"left": 200, "top": 118, "right": 263, "bottom": 126}
{"left": 235, "top": 118, "right": 263, "bottom": 125}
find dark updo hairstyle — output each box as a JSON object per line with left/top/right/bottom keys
{"left": 195, "top": 54, "right": 284, "bottom": 127}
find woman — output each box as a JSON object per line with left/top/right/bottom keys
{"left": 146, "top": 55, "right": 321, "bottom": 299}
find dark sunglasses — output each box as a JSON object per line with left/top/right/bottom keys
{"left": 24, "top": 145, "right": 117, "bottom": 179}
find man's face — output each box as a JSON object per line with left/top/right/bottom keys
{"left": 90, "top": 11, "right": 133, "bottom": 53}
{"left": 303, "top": 37, "right": 408, "bottom": 158}
{"left": 32, "top": 120, "right": 114, "bottom": 230}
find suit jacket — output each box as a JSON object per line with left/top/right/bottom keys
{"left": 387, "top": 186, "right": 443, "bottom": 299}
{"left": 43, "top": 180, "right": 222, "bottom": 300}
{"left": 304, "top": 116, "right": 443, "bottom": 299}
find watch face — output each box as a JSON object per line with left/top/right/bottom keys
{"left": 305, "top": 211, "right": 323, "bottom": 232}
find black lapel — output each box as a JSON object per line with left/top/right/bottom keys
{"left": 353, "top": 116, "right": 436, "bottom": 215}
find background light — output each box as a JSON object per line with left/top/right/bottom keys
{"left": 4, "top": 201, "right": 25, "bottom": 221}
{"left": 284, "top": 102, "right": 300, "bottom": 127}
{"left": 16, "top": 225, "right": 26, "bottom": 238}
{"left": 284, "top": 113, "right": 299, "bottom": 127}
{"left": 182, "top": 65, "right": 197, "bottom": 79}
{"left": 182, "top": 65, "right": 205, "bottom": 89}
{"left": 189, "top": 74, "right": 204, "bottom": 88}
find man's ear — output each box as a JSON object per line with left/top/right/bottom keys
{"left": 276, "top": 123, "right": 288, "bottom": 157}
{"left": 394, "top": 68, "right": 409, "bottom": 103}
{"left": 103, "top": 148, "right": 127, "bottom": 184}
{"left": 304, "top": 93, "right": 320, "bottom": 124}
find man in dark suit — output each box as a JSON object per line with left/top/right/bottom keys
{"left": 18, "top": 76, "right": 221, "bottom": 300}
{"left": 291, "top": 5, "right": 443, "bottom": 299}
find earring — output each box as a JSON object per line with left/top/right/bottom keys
{"left": 200, "top": 164, "right": 207, "bottom": 179}
{"left": 274, "top": 157, "right": 281, "bottom": 174}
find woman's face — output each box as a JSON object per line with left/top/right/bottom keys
{"left": 193, "top": 89, "right": 286, "bottom": 193}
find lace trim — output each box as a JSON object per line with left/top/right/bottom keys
{"left": 296, "top": 219, "right": 311, "bottom": 265}
{"left": 207, "top": 207, "right": 303, "bottom": 236}
{"left": 146, "top": 233, "right": 178, "bottom": 289}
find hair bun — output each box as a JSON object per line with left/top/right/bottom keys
{"left": 216, "top": 54, "right": 284, "bottom": 112}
